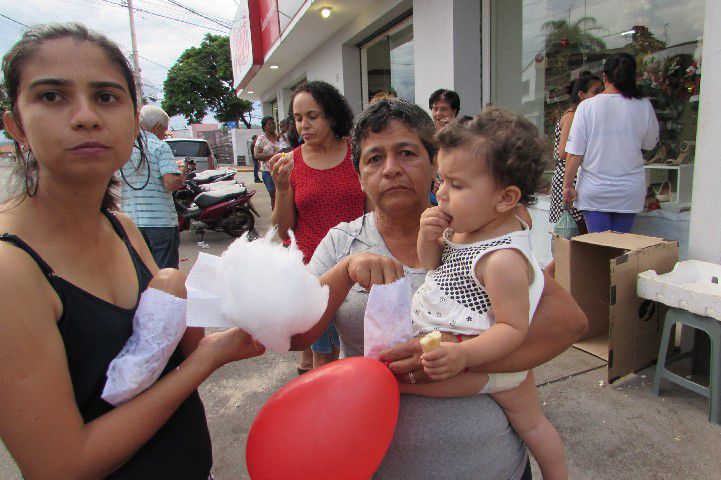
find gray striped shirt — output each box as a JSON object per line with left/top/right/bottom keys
{"left": 120, "top": 131, "right": 180, "bottom": 228}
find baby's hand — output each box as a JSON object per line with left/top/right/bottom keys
{"left": 419, "top": 206, "right": 452, "bottom": 243}
{"left": 420, "top": 341, "right": 468, "bottom": 380}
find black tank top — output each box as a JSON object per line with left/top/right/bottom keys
{"left": 0, "top": 209, "right": 212, "bottom": 479}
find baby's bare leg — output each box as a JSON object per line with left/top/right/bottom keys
{"left": 491, "top": 372, "right": 567, "bottom": 480}
{"left": 399, "top": 372, "right": 488, "bottom": 398}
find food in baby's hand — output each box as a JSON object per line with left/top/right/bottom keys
{"left": 420, "top": 331, "right": 442, "bottom": 353}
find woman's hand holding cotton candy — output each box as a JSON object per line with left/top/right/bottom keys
{"left": 345, "top": 253, "right": 404, "bottom": 290}
{"left": 195, "top": 328, "right": 265, "bottom": 369}
{"left": 185, "top": 230, "right": 330, "bottom": 353}
{"left": 269, "top": 152, "right": 293, "bottom": 190}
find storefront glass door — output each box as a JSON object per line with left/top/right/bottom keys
{"left": 361, "top": 19, "right": 415, "bottom": 106}
{"left": 491, "top": 0, "right": 705, "bottom": 192}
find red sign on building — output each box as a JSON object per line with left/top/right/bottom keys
{"left": 230, "top": 0, "right": 281, "bottom": 91}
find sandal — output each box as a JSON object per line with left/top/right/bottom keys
{"left": 645, "top": 145, "right": 666, "bottom": 165}
{"left": 665, "top": 141, "right": 694, "bottom": 165}
{"left": 655, "top": 180, "right": 672, "bottom": 202}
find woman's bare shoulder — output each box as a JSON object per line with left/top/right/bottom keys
{"left": 0, "top": 241, "right": 58, "bottom": 316}
{"left": 560, "top": 110, "right": 575, "bottom": 125}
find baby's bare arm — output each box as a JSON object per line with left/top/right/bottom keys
{"left": 417, "top": 207, "right": 451, "bottom": 270}
{"left": 422, "top": 249, "right": 530, "bottom": 380}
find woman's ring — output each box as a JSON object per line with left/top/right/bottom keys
{"left": 408, "top": 371, "right": 417, "bottom": 384}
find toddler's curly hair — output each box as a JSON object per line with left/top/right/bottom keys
{"left": 436, "top": 106, "right": 546, "bottom": 205}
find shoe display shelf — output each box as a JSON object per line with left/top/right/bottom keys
{"left": 644, "top": 163, "right": 694, "bottom": 206}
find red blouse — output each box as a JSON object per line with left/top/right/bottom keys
{"left": 290, "top": 144, "right": 365, "bottom": 264}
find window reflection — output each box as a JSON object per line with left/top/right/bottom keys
{"left": 492, "top": 0, "right": 704, "bottom": 172}
{"left": 365, "top": 23, "right": 415, "bottom": 103}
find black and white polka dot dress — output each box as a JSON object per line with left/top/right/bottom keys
{"left": 411, "top": 227, "right": 544, "bottom": 336}
{"left": 549, "top": 116, "right": 584, "bottom": 223}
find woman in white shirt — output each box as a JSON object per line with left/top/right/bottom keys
{"left": 563, "top": 53, "right": 659, "bottom": 233}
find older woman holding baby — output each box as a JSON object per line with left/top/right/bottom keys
{"left": 291, "top": 99, "right": 587, "bottom": 479}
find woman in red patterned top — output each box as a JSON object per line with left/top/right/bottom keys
{"left": 270, "top": 81, "right": 365, "bottom": 372}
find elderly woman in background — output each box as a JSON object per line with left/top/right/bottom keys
{"left": 291, "top": 99, "right": 587, "bottom": 479}
{"left": 254, "top": 115, "right": 287, "bottom": 210}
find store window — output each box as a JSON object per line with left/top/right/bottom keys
{"left": 361, "top": 18, "right": 415, "bottom": 106}
{"left": 491, "top": 0, "right": 705, "bottom": 203}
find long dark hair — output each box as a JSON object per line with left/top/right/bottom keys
{"left": 566, "top": 71, "right": 601, "bottom": 105}
{"left": 1, "top": 23, "right": 146, "bottom": 209}
{"left": 289, "top": 81, "right": 354, "bottom": 138}
{"left": 603, "top": 53, "right": 643, "bottom": 99}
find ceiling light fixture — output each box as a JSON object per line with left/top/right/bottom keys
{"left": 270, "top": 65, "right": 279, "bottom": 69}
{"left": 247, "top": 90, "right": 255, "bottom": 94}
{"left": 321, "top": 7, "right": 332, "bottom": 18}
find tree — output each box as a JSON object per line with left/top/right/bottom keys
{"left": 627, "top": 26, "right": 666, "bottom": 55}
{"left": 162, "top": 34, "right": 253, "bottom": 128}
{"left": 542, "top": 17, "right": 607, "bottom": 58}
{"left": 542, "top": 16, "right": 607, "bottom": 96}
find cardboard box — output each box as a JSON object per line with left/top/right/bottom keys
{"left": 553, "top": 232, "right": 678, "bottom": 382}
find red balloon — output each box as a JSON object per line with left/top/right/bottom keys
{"left": 246, "top": 357, "right": 400, "bottom": 480}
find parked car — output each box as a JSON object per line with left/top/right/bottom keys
{"left": 166, "top": 138, "right": 216, "bottom": 172}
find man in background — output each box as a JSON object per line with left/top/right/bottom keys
{"left": 120, "top": 105, "right": 184, "bottom": 268}
{"left": 429, "top": 88, "right": 460, "bottom": 129}
{"left": 251, "top": 134, "right": 261, "bottom": 183}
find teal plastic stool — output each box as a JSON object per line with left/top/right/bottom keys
{"left": 652, "top": 307, "right": 721, "bottom": 424}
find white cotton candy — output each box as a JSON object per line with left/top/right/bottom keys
{"left": 185, "top": 229, "right": 329, "bottom": 353}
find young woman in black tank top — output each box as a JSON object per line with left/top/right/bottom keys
{"left": 0, "top": 24, "right": 264, "bottom": 479}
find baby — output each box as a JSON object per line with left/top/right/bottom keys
{"left": 401, "top": 107, "right": 567, "bottom": 479}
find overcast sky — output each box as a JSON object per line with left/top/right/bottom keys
{"left": 0, "top": 0, "right": 248, "bottom": 130}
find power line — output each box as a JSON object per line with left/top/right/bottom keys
{"left": 138, "top": 0, "right": 228, "bottom": 25}
{"left": 141, "top": 0, "right": 231, "bottom": 25}
{"left": 164, "top": 0, "right": 231, "bottom": 29}
{"left": 98, "top": 0, "right": 229, "bottom": 33}
{"left": 2, "top": 2, "right": 174, "bottom": 88}
{"left": 136, "top": 10, "right": 207, "bottom": 44}
{"left": 0, "top": 13, "right": 30, "bottom": 28}
{"left": 137, "top": 52, "right": 170, "bottom": 70}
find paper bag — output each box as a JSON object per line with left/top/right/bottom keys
{"left": 364, "top": 277, "right": 413, "bottom": 358}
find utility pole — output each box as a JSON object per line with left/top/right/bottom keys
{"left": 126, "top": 0, "right": 144, "bottom": 104}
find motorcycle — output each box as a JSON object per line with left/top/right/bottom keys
{"left": 173, "top": 161, "right": 259, "bottom": 238}
{"left": 187, "top": 167, "right": 236, "bottom": 185}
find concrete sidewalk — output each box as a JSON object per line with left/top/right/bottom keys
{"left": 1, "top": 171, "right": 719, "bottom": 479}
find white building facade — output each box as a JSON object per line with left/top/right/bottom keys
{"left": 232, "top": 0, "right": 718, "bottom": 264}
